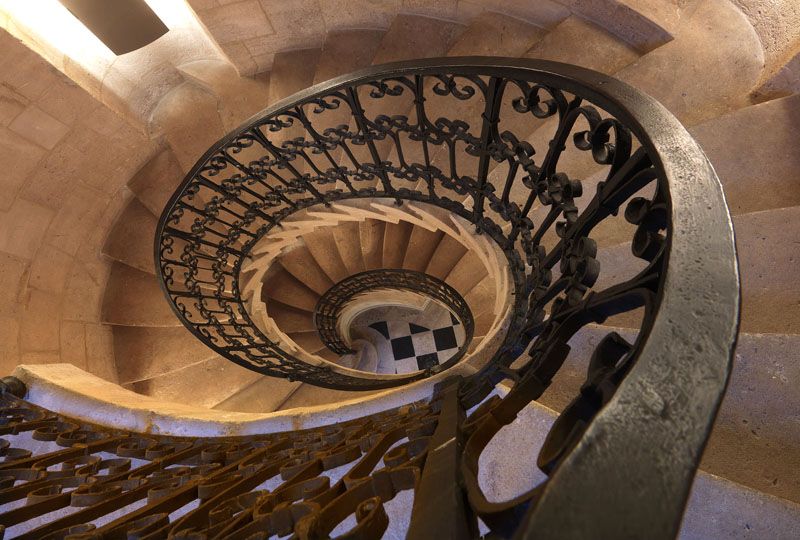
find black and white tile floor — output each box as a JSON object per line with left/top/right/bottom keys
{"left": 367, "top": 312, "right": 465, "bottom": 374}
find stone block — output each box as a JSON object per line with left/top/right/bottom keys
{"left": 0, "top": 316, "right": 20, "bottom": 374}
{"left": 150, "top": 83, "right": 225, "bottom": 171}
{"left": 113, "top": 325, "right": 219, "bottom": 384}
{"left": 318, "top": 0, "right": 399, "bottom": 31}
{"left": 200, "top": 1, "right": 275, "bottom": 44}
{"left": 127, "top": 148, "right": 184, "bottom": 216}
{"left": 62, "top": 255, "right": 111, "bottom": 323}
{"left": 27, "top": 248, "right": 73, "bottom": 294}
{"left": 19, "top": 289, "right": 61, "bottom": 352}
{"left": 42, "top": 185, "right": 108, "bottom": 256}
{"left": 102, "top": 198, "right": 157, "bottom": 274}
{"left": 35, "top": 76, "right": 99, "bottom": 126}
{"left": 8, "top": 105, "right": 70, "bottom": 150}
{"left": 0, "top": 198, "right": 54, "bottom": 259}
{"left": 85, "top": 323, "right": 118, "bottom": 383}
{"left": 258, "top": 1, "right": 324, "bottom": 40}
{"left": 0, "top": 127, "right": 46, "bottom": 210}
{"left": 401, "top": 0, "right": 457, "bottom": 20}
{"left": 219, "top": 42, "right": 258, "bottom": 76}
{"left": 0, "top": 84, "right": 28, "bottom": 126}
{"left": 457, "top": 0, "right": 568, "bottom": 28}
{"left": 59, "top": 320, "right": 87, "bottom": 370}
{"left": 0, "top": 39, "right": 59, "bottom": 101}
{"left": 101, "top": 263, "right": 180, "bottom": 327}
{"left": 0, "top": 252, "right": 27, "bottom": 317}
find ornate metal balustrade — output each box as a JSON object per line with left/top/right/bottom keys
{"left": 0, "top": 377, "right": 446, "bottom": 538}
{"left": 313, "top": 269, "right": 474, "bottom": 360}
{"left": 152, "top": 57, "right": 740, "bottom": 536}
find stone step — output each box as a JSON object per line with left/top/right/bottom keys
{"left": 314, "top": 29, "right": 386, "bottom": 85}
{"left": 734, "top": 205, "right": 800, "bottom": 334}
{"left": 276, "top": 383, "right": 382, "bottom": 411}
{"left": 332, "top": 221, "right": 366, "bottom": 275}
{"left": 287, "top": 331, "right": 327, "bottom": 355}
{"left": 278, "top": 243, "right": 335, "bottom": 295}
{"left": 402, "top": 226, "right": 444, "bottom": 272}
{"left": 315, "top": 348, "right": 339, "bottom": 363}
{"left": 359, "top": 219, "right": 386, "bottom": 270}
{"left": 267, "top": 300, "right": 315, "bottom": 333}
{"left": 178, "top": 59, "right": 271, "bottom": 132}
{"left": 425, "top": 235, "right": 467, "bottom": 280}
{"left": 689, "top": 93, "right": 800, "bottom": 216}
{"left": 615, "top": 0, "right": 764, "bottom": 127}
{"left": 150, "top": 82, "right": 226, "bottom": 172}
{"left": 445, "top": 250, "right": 488, "bottom": 297}
{"left": 507, "top": 27, "right": 786, "bottom": 250}
{"left": 213, "top": 376, "right": 302, "bottom": 413}
{"left": 463, "top": 276, "right": 498, "bottom": 319}
{"left": 472, "top": 310, "right": 494, "bottom": 339}
{"left": 101, "top": 263, "right": 181, "bottom": 327}
{"left": 112, "top": 325, "right": 219, "bottom": 386}
{"left": 302, "top": 228, "right": 351, "bottom": 283}
{"left": 372, "top": 13, "right": 465, "bottom": 66}
{"left": 525, "top": 15, "right": 640, "bottom": 72}
{"left": 260, "top": 265, "right": 320, "bottom": 312}
{"left": 585, "top": 203, "right": 800, "bottom": 336}
{"left": 538, "top": 323, "right": 800, "bottom": 505}
{"left": 389, "top": 12, "right": 547, "bottom": 184}
{"left": 269, "top": 48, "right": 322, "bottom": 103}
{"left": 102, "top": 198, "right": 157, "bottom": 275}
{"left": 127, "top": 148, "right": 184, "bottom": 217}
{"left": 122, "top": 355, "right": 262, "bottom": 409}
{"left": 348, "top": 14, "right": 466, "bottom": 177}
{"left": 382, "top": 221, "right": 413, "bottom": 268}
{"left": 447, "top": 11, "right": 546, "bottom": 57}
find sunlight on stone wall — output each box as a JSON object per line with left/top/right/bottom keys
{"left": 0, "top": 0, "right": 230, "bottom": 126}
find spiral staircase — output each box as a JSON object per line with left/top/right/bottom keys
{"left": 0, "top": 1, "right": 799, "bottom": 538}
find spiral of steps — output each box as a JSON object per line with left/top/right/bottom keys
{"left": 88, "top": 5, "right": 800, "bottom": 509}
{"left": 1, "top": 0, "right": 798, "bottom": 536}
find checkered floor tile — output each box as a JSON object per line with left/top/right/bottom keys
{"left": 368, "top": 315, "right": 465, "bottom": 374}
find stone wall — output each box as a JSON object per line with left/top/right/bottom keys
{"left": 0, "top": 29, "right": 158, "bottom": 380}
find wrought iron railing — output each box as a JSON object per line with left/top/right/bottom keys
{"left": 313, "top": 269, "right": 474, "bottom": 358}
{"left": 152, "top": 57, "right": 739, "bottom": 536}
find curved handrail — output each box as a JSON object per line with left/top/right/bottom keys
{"left": 155, "top": 57, "right": 739, "bottom": 536}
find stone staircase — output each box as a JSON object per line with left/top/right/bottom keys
{"left": 92, "top": 6, "right": 797, "bottom": 506}
{"left": 1, "top": 0, "right": 799, "bottom": 536}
